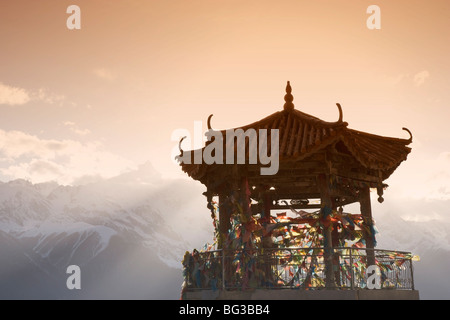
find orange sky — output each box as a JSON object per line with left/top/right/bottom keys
{"left": 0, "top": 0, "right": 449, "bottom": 204}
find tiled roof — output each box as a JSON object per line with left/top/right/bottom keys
{"left": 178, "top": 82, "right": 412, "bottom": 182}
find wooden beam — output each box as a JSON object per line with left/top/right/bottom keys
{"left": 218, "top": 193, "right": 231, "bottom": 250}
{"left": 265, "top": 191, "right": 321, "bottom": 199}
{"left": 334, "top": 195, "right": 359, "bottom": 207}
{"left": 331, "top": 168, "right": 380, "bottom": 184}
{"left": 269, "top": 204, "right": 322, "bottom": 210}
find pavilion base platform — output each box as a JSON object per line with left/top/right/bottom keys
{"left": 184, "top": 288, "right": 419, "bottom": 300}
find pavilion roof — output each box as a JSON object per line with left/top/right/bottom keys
{"left": 178, "top": 82, "right": 412, "bottom": 184}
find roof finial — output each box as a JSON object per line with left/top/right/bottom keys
{"left": 283, "top": 81, "right": 294, "bottom": 111}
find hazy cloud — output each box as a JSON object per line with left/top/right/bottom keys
{"left": 29, "top": 159, "right": 63, "bottom": 175}
{"left": 63, "top": 121, "right": 91, "bottom": 136}
{"left": 0, "top": 129, "right": 135, "bottom": 185}
{"left": 426, "top": 152, "right": 450, "bottom": 200}
{"left": 0, "top": 130, "right": 60, "bottom": 159}
{"left": 383, "top": 74, "right": 405, "bottom": 87}
{"left": 0, "top": 82, "right": 31, "bottom": 105}
{"left": 93, "top": 68, "right": 117, "bottom": 81}
{"left": 33, "top": 88, "right": 66, "bottom": 105}
{"left": 389, "top": 151, "right": 450, "bottom": 202}
{"left": 414, "top": 70, "right": 430, "bottom": 87}
{"left": 0, "top": 82, "right": 68, "bottom": 106}
{"left": 382, "top": 71, "right": 430, "bottom": 88}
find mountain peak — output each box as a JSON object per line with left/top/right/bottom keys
{"left": 107, "top": 161, "right": 161, "bottom": 184}
{"left": 7, "top": 179, "right": 32, "bottom": 187}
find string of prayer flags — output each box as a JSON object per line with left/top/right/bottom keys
{"left": 182, "top": 193, "right": 383, "bottom": 292}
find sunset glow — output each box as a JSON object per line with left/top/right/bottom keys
{"left": 1, "top": 0, "right": 450, "bottom": 300}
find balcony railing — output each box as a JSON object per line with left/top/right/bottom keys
{"left": 182, "top": 247, "right": 415, "bottom": 291}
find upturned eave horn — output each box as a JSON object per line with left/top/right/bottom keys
{"left": 177, "top": 136, "right": 187, "bottom": 159}
{"left": 336, "top": 103, "right": 343, "bottom": 122}
{"left": 207, "top": 114, "right": 214, "bottom": 130}
{"left": 402, "top": 127, "right": 413, "bottom": 144}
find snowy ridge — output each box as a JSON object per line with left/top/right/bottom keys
{"left": 2, "top": 163, "right": 447, "bottom": 299}
{"left": 0, "top": 163, "right": 211, "bottom": 274}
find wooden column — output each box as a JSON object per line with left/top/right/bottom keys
{"left": 218, "top": 192, "right": 232, "bottom": 289}
{"left": 218, "top": 193, "right": 231, "bottom": 250}
{"left": 360, "top": 186, "right": 376, "bottom": 266}
{"left": 317, "top": 174, "right": 336, "bottom": 288}
{"left": 261, "top": 188, "right": 275, "bottom": 286}
{"left": 240, "top": 177, "right": 252, "bottom": 221}
{"left": 261, "top": 190, "right": 272, "bottom": 249}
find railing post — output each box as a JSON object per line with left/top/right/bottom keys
{"left": 410, "top": 256, "right": 415, "bottom": 290}
{"left": 222, "top": 249, "right": 226, "bottom": 290}
{"left": 349, "top": 249, "right": 354, "bottom": 290}
{"left": 193, "top": 247, "right": 414, "bottom": 293}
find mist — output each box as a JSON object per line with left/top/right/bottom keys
{"left": 0, "top": 163, "right": 449, "bottom": 299}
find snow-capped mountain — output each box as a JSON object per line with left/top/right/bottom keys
{"left": 0, "top": 162, "right": 212, "bottom": 299}
{"left": 0, "top": 163, "right": 448, "bottom": 299}
{"left": 372, "top": 199, "right": 450, "bottom": 300}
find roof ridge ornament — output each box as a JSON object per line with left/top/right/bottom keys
{"left": 283, "top": 81, "right": 295, "bottom": 111}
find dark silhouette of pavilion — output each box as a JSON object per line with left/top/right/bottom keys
{"left": 178, "top": 82, "right": 419, "bottom": 300}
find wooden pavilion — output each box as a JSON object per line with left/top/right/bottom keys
{"left": 178, "top": 82, "right": 418, "bottom": 299}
